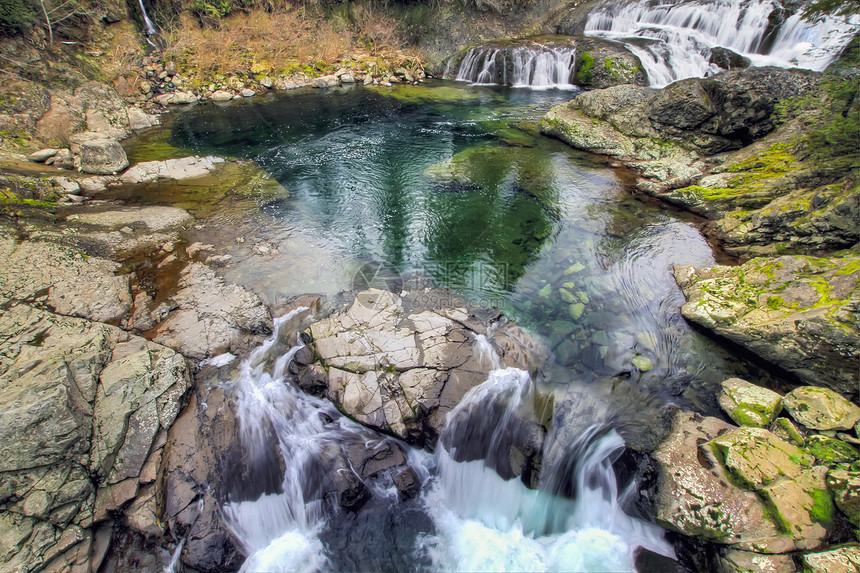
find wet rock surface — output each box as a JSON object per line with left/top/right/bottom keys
{"left": 302, "top": 288, "right": 547, "bottom": 447}
{"left": 674, "top": 254, "right": 859, "bottom": 396}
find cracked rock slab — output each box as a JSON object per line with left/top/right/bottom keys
{"left": 307, "top": 288, "right": 545, "bottom": 445}
{"left": 0, "top": 232, "right": 132, "bottom": 325}
{"left": 0, "top": 302, "right": 191, "bottom": 572}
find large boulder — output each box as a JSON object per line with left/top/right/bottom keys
{"left": 651, "top": 411, "right": 786, "bottom": 548}
{"left": 302, "top": 288, "right": 547, "bottom": 447}
{"left": 710, "top": 427, "right": 814, "bottom": 490}
{"left": 570, "top": 37, "right": 648, "bottom": 88}
{"left": 674, "top": 255, "right": 859, "bottom": 396}
{"left": 653, "top": 410, "right": 849, "bottom": 556}
{"left": 75, "top": 135, "right": 129, "bottom": 175}
{"left": 541, "top": 67, "right": 821, "bottom": 207}
{"left": 0, "top": 301, "right": 191, "bottom": 572}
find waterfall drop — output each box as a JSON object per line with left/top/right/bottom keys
{"left": 585, "top": 0, "right": 860, "bottom": 87}
{"left": 138, "top": 0, "right": 157, "bottom": 36}
{"left": 419, "top": 368, "right": 675, "bottom": 571}
{"left": 455, "top": 43, "right": 578, "bottom": 89}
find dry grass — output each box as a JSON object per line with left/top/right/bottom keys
{"left": 163, "top": 9, "right": 355, "bottom": 80}
{"left": 37, "top": 109, "right": 75, "bottom": 147}
{"left": 352, "top": 4, "right": 403, "bottom": 50}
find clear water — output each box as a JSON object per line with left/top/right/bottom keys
{"left": 119, "top": 82, "right": 783, "bottom": 570}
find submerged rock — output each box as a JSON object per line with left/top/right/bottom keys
{"left": 674, "top": 255, "right": 859, "bottom": 396}
{"left": 303, "top": 288, "right": 547, "bottom": 447}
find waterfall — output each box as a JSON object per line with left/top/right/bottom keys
{"left": 455, "top": 44, "right": 578, "bottom": 89}
{"left": 585, "top": 0, "right": 860, "bottom": 87}
{"left": 220, "top": 308, "right": 673, "bottom": 570}
{"left": 420, "top": 368, "right": 675, "bottom": 571}
{"left": 138, "top": 0, "right": 157, "bottom": 35}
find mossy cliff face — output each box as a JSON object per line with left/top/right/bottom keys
{"left": 674, "top": 254, "right": 859, "bottom": 396}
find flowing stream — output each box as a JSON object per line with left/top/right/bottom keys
{"left": 118, "top": 81, "right": 785, "bottom": 570}
{"left": 584, "top": 0, "right": 860, "bottom": 87}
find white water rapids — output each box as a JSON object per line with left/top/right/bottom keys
{"left": 220, "top": 310, "right": 674, "bottom": 571}
{"left": 585, "top": 0, "right": 860, "bottom": 87}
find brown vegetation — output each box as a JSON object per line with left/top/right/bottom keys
{"left": 160, "top": 5, "right": 410, "bottom": 82}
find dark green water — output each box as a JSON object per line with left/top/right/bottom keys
{"left": 139, "top": 81, "right": 774, "bottom": 433}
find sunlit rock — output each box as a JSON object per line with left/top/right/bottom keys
{"left": 719, "top": 378, "right": 783, "bottom": 428}
{"left": 674, "top": 255, "right": 859, "bottom": 395}
{"left": 783, "top": 386, "right": 860, "bottom": 431}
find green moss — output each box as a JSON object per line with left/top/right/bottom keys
{"left": 766, "top": 295, "right": 784, "bottom": 310}
{"left": 836, "top": 259, "right": 860, "bottom": 276}
{"left": 804, "top": 435, "right": 859, "bottom": 463}
{"left": 0, "top": 188, "right": 55, "bottom": 212}
{"left": 807, "top": 488, "right": 835, "bottom": 525}
{"left": 575, "top": 52, "right": 595, "bottom": 85}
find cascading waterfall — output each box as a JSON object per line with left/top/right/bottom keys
{"left": 420, "top": 367, "right": 675, "bottom": 571}
{"left": 455, "top": 44, "right": 578, "bottom": 89}
{"left": 585, "top": 0, "right": 860, "bottom": 87}
{"left": 138, "top": 0, "right": 157, "bottom": 36}
{"left": 223, "top": 307, "right": 673, "bottom": 570}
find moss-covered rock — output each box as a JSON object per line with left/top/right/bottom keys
{"left": 710, "top": 426, "right": 814, "bottom": 490}
{"left": 771, "top": 417, "right": 806, "bottom": 447}
{"left": 719, "top": 378, "right": 783, "bottom": 428}
{"left": 783, "top": 386, "right": 860, "bottom": 431}
{"left": 571, "top": 38, "right": 648, "bottom": 89}
{"left": 804, "top": 435, "right": 859, "bottom": 464}
{"left": 652, "top": 411, "right": 784, "bottom": 546}
{"left": 674, "top": 255, "right": 859, "bottom": 396}
{"left": 760, "top": 466, "right": 833, "bottom": 549}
